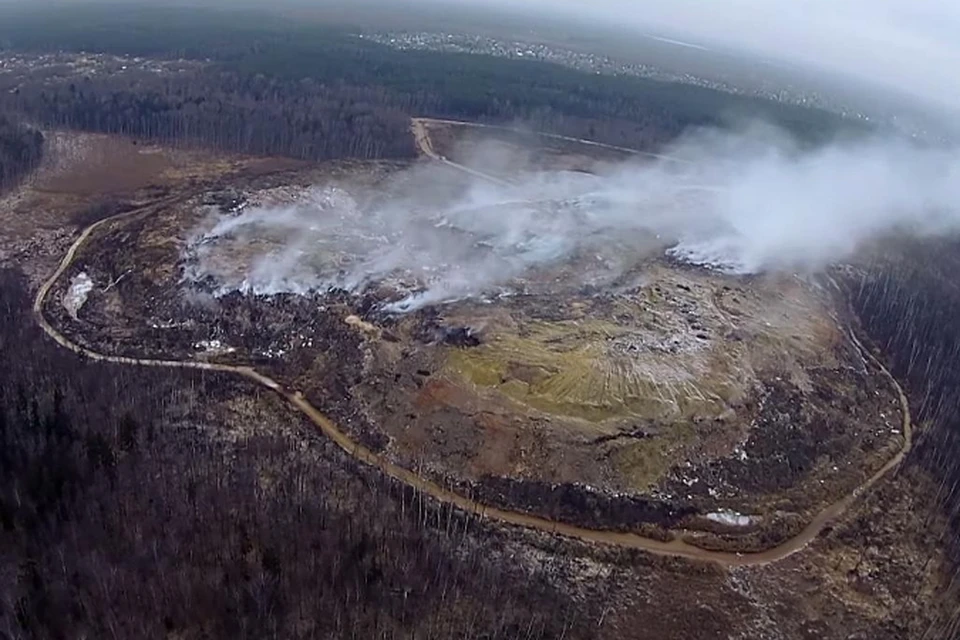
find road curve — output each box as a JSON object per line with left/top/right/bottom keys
{"left": 410, "top": 119, "right": 514, "bottom": 187}
{"left": 33, "top": 133, "right": 912, "bottom": 567}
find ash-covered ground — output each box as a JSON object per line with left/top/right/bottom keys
{"left": 48, "top": 138, "right": 910, "bottom": 550}
{"left": 178, "top": 120, "right": 960, "bottom": 318}
{"left": 11, "top": 122, "right": 955, "bottom": 639}
{"left": 179, "top": 162, "right": 677, "bottom": 311}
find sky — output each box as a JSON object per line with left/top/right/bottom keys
{"left": 464, "top": 0, "right": 960, "bottom": 113}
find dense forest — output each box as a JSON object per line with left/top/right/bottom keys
{"left": 0, "top": 5, "right": 869, "bottom": 162}
{"left": 5, "top": 75, "right": 417, "bottom": 161}
{"left": 849, "top": 241, "right": 960, "bottom": 634}
{"left": 0, "top": 269, "right": 610, "bottom": 638}
{"left": 0, "top": 115, "right": 43, "bottom": 192}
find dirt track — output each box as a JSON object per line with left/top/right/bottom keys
{"left": 410, "top": 119, "right": 513, "bottom": 186}
{"left": 32, "top": 121, "right": 913, "bottom": 566}
{"left": 411, "top": 117, "right": 692, "bottom": 165}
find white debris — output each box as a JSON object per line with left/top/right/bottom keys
{"left": 705, "top": 510, "right": 757, "bottom": 527}
{"left": 194, "top": 339, "right": 235, "bottom": 354}
{"left": 150, "top": 319, "right": 190, "bottom": 329}
{"left": 62, "top": 272, "right": 94, "bottom": 320}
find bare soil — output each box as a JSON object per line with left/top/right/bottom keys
{"left": 43, "top": 150, "right": 906, "bottom": 553}
{"left": 5, "top": 126, "right": 954, "bottom": 637}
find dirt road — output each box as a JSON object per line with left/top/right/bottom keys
{"left": 410, "top": 119, "right": 513, "bottom": 186}
{"left": 32, "top": 129, "right": 912, "bottom": 566}
{"left": 411, "top": 117, "right": 692, "bottom": 165}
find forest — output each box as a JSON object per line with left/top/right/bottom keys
{"left": 0, "top": 268, "right": 609, "bottom": 638}
{"left": 0, "top": 4, "right": 870, "bottom": 162}
{"left": 0, "top": 115, "right": 43, "bottom": 192}
{"left": 851, "top": 241, "right": 960, "bottom": 588}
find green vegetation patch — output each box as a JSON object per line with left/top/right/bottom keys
{"left": 445, "top": 315, "right": 730, "bottom": 424}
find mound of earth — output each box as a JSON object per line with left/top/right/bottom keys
{"left": 44, "top": 158, "right": 905, "bottom": 551}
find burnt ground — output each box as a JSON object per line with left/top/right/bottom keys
{"left": 47, "top": 156, "right": 905, "bottom": 553}
{"left": 9, "top": 130, "right": 958, "bottom": 638}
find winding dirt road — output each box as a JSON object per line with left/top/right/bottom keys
{"left": 32, "top": 123, "right": 912, "bottom": 566}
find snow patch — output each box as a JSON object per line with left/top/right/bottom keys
{"left": 194, "top": 339, "right": 235, "bottom": 354}
{"left": 62, "top": 272, "right": 94, "bottom": 320}
{"left": 705, "top": 510, "right": 757, "bottom": 527}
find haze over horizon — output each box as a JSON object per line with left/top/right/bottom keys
{"left": 3, "top": 0, "right": 957, "bottom": 115}
{"left": 418, "top": 0, "right": 960, "bottom": 114}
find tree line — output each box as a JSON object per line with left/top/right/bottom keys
{"left": 2, "top": 73, "right": 416, "bottom": 162}
{"left": 848, "top": 240, "right": 960, "bottom": 637}
{"left": 0, "top": 115, "right": 43, "bottom": 192}
{"left": 0, "top": 4, "right": 870, "bottom": 163}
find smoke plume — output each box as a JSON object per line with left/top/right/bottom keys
{"left": 183, "top": 124, "right": 960, "bottom": 311}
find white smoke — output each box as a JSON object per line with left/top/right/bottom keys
{"left": 663, "top": 126, "right": 960, "bottom": 272}
{"left": 183, "top": 124, "right": 960, "bottom": 311}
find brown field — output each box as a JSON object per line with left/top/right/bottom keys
{"left": 11, "top": 125, "right": 957, "bottom": 638}
{"left": 44, "top": 133, "right": 904, "bottom": 550}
